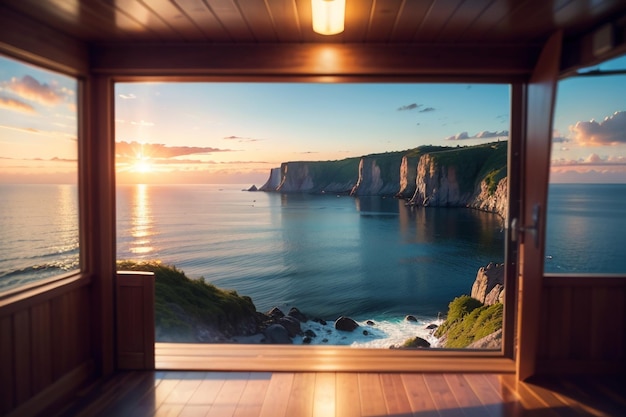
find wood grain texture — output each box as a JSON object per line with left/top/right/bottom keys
{"left": 537, "top": 276, "right": 626, "bottom": 374}
{"left": 516, "top": 30, "right": 563, "bottom": 382}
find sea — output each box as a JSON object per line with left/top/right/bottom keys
{"left": 2, "top": 183, "right": 625, "bottom": 346}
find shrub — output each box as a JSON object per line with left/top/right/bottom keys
{"left": 435, "top": 299, "right": 503, "bottom": 348}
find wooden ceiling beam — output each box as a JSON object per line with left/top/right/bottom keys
{"left": 89, "top": 42, "right": 540, "bottom": 82}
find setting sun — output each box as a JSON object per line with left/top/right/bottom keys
{"left": 132, "top": 158, "right": 153, "bottom": 173}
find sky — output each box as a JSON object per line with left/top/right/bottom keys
{"left": 1, "top": 54, "right": 625, "bottom": 185}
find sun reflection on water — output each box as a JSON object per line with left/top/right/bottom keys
{"left": 131, "top": 184, "right": 154, "bottom": 254}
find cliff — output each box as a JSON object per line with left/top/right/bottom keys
{"left": 259, "top": 167, "right": 281, "bottom": 191}
{"left": 259, "top": 141, "right": 507, "bottom": 217}
{"left": 409, "top": 142, "right": 508, "bottom": 218}
{"left": 264, "top": 159, "right": 360, "bottom": 193}
{"left": 350, "top": 152, "right": 405, "bottom": 196}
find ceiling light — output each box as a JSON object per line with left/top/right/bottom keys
{"left": 312, "top": 0, "right": 345, "bottom": 36}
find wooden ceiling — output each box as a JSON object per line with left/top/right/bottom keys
{"left": 3, "top": 0, "right": 626, "bottom": 45}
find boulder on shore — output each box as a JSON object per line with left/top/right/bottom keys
{"left": 335, "top": 316, "right": 359, "bottom": 332}
{"left": 399, "top": 336, "right": 431, "bottom": 349}
{"left": 263, "top": 324, "right": 292, "bottom": 344}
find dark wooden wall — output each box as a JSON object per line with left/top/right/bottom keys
{"left": 537, "top": 276, "right": 626, "bottom": 374}
{"left": 0, "top": 278, "right": 94, "bottom": 416}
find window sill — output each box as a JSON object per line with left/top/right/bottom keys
{"left": 0, "top": 271, "right": 89, "bottom": 312}
{"left": 155, "top": 343, "right": 515, "bottom": 373}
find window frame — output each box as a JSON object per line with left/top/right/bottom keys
{"left": 111, "top": 75, "right": 520, "bottom": 371}
{"left": 0, "top": 54, "right": 85, "bottom": 302}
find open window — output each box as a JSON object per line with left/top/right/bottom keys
{"left": 113, "top": 81, "right": 515, "bottom": 362}
{"left": 546, "top": 54, "right": 626, "bottom": 274}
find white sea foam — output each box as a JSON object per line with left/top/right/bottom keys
{"left": 292, "top": 316, "right": 443, "bottom": 348}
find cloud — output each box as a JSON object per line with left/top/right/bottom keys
{"left": 119, "top": 93, "right": 137, "bottom": 99}
{"left": 0, "top": 155, "right": 76, "bottom": 163}
{"left": 419, "top": 107, "right": 435, "bottom": 113}
{"left": 397, "top": 103, "right": 421, "bottom": 111}
{"left": 570, "top": 111, "right": 626, "bottom": 145}
{"left": 3, "top": 75, "right": 71, "bottom": 106}
{"left": 223, "top": 135, "right": 261, "bottom": 143}
{"left": 115, "top": 141, "right": 231, "bottom": 159}
{"left": 0, "top": 124, "right": 39, "bottom": 134}
{"left": 130, "top": 120, "right": 154, "bottom": 127}
{"left": 475, "top": 130, "right": 508, "bottom": 139}
{"left": 446, "top": 130, "right": 509, "bottom": 141}
{"left": 0, "top": 96, "right": 35, "bottom": 113}
{"left": 551, "top": 153, "right": 626, "bottom": 167}
{"left": 446, "top": 132, "right": 470, "bottom": 141}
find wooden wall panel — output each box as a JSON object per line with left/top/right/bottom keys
{"left": 0, "top": 316, "right": 15, "bottom": 414}
{"left": 116, "top": 271, "right": 155, "bottom": 370}
{"left": 0, "top": 280, "right": 94, "bottom": 416}
{"left": 13, "top": 309, "right": 32, "bottom": 404}
{"left": 537, "top": 277, "right": 626, "bottom": 374}
{"left": 31, "top": 301, "right": 53, "bottom": 393}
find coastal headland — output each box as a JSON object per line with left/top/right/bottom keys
{"left": 256, "top": 141, "right": 508, "bottom": 219}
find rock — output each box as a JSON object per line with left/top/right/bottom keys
{"left": 471, "top": 263, "right": 505, "bottom": 305}
{"left": 322, "top": 338, "right": 329, "bottom": 343}
{"left": 247, "top": 185, "right": 258, "bottom": 191}
{"left": 405, "top": 315, "right": 418, "bottom": 322}
{"left": 288, "top": 307, "right": 308, "bottom": 322}
{"left": 485, "top": 284, "right": 504, "bottom": 305}
{"left": 267, "top": 307, "right": 285, "bottom": 319}
{"left": 302, "top": 336, "right": 312, "bottom": 344}
{"left": 263, "top": 324, "right": 292, "bottom": 344}
{"left": 401, "top": 336, "right": 431, "bottom": 349}
{"left": 425, "top": 323, "right": 438, "bottom": 330}
{"left": 366, "top": 320, "right": 375, "bottom": 326}
{"left": 363, "top": 330, "right": 369, "bottom": 336}
{"left": 467, "top": 329, "right": 502, "bottom": 349}
{"left": 278, "top": 316, "right": 302, "bottom": 337}
{"left": 334, "top": 316, "right": 359, "bottom": 332}
{"left": 313, "top": 318, "right": 327, "bottom": 325}
{"left": 304, "top": 329, "right": 317, "bottom": 338}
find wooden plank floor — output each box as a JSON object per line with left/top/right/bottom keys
{"left": 54, "top": 371, "right": 626, "bottom": 417}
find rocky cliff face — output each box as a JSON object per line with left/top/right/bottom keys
{"left": 470, "top": 177, "right": 508, "bottom": 218}
{"left": 277, "top": 162, "right": 314, "bottom": 192}
{"left": 410, "top": 154, "right": 469, "bottom": 206}
{"left": 396, "top": 155, "right": 419, "bottom": 198}
{"left": 260, "top": 167, "right": 282, "bottom": 191}
{"left": 273, "top": 161, "right": 358, "bottom": 193}
{"left": 351, "top": 154, "right": 403, "bottom": 196}
{"left": 470, "top": 262, "right": 505, "bottom": 305}
{"left": 259, "top": 142, "right": 508, "bottom": 217}
{"left": 409, "top": 143, "right": 508, "bottom": 219}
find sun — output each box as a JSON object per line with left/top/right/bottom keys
{"left": 132, "top": 158, "right": 153, "bottom": 173}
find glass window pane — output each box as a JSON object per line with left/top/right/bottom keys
{"left": 0, "top": 55, "right": 79, "bottom": 292}
{"left": 547, "top": 55, "right": 626, "bottom": 273}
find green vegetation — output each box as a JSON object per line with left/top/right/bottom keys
{"left": 434, "top": 295, "right": 503, "bottom": 348}
{"left": 116, "top": 260, "right": 258, "bottom": 341}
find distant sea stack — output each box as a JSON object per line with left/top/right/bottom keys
{"left": 259, "top": 142, "right": 508, "bottom": 218}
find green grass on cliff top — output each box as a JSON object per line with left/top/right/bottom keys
{"left": 434, "top": 295, "right": 503, "bottom": 348}
{"left": 117, "top": 260, "right": 257, "bottom": 337}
